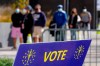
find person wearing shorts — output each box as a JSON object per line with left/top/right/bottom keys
{"left": 33, "top": 26, "right": 44, "bottom": 42}
{"left": 11, "top": 7, "right": 23, "bottom": 49}
{"left": 33, "top": 4, "right": 46, "bottom": 42}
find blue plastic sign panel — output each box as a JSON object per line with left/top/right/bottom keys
{"left": 13, "top": 40, "right": 91, "bottom": 66}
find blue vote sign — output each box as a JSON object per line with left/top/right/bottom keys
{"left": 13, "top": 40, "right": 91, "bottom": 66}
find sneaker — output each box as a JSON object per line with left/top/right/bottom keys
{"left": 11, "top": 47, "right": 17, "bottom": 50}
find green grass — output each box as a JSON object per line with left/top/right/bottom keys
{"left": 0, "top": 57, "right": 13, "bottom": 66}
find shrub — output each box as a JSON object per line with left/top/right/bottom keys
{"left": 0, "top": 57, "right": 13, "bottom": 66}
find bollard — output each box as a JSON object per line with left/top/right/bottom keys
{"left": 27, "top": 34, "right": 32, "bottom": 43}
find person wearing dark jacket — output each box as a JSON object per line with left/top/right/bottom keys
{"left": 11, "top": 7, "right": 23, "bottom": 49}
{"left": 22, "top": 6, "right": 34, "bottom": 43}
{"left": 68, "top": 8, "right": 78, "bottom": 40}
{"left": 33, "top": 4, "right": 46, "bottom": 42}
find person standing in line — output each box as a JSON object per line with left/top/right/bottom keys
{"left": 77, "top": 15, "right": 82, "bottom": 29}
{"left": 52, "top": 5, "right": 67, "bottom": 41}
{"left": 11, "top": 7, "right": 23, "bottom": 49}
{"left": 68, "top": 8, "right": 78, "bottom": 40}
{"left": 22, "top": 5, "right": 34, "bottom": 43}
{"left": 80, "top": 7, "right": 92, "bottom": 39}
{"left": 80, "top": 7, "right": 92, "bottom": 29}
{"left": 33, "top": 4, "right": 46, "bottom": 42}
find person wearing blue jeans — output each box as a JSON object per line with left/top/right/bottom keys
{"left": 70, "top": 29, "right": 76, "bottom": 40}
{"left": 68, "top": 8, "right": 78, "bottom": 40}
{"left": 53, "top": 5, "right": 67, "bottom": 41}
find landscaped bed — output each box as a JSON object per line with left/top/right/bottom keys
{"left": 0, "top": 57, "right": 13, "bottom": 66}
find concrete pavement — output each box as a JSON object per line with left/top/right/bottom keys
{"left": 0, "top": 30, "right": 100, "bottom": 66}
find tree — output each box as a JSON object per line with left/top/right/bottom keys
{"left": 12, "top": 0, "right": 29, "bottom": 9}
{"left": 18, "top": 0, "right": 29, "bottom": 9}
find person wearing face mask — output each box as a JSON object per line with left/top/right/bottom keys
{"left": 80, "top": 7, "right": 92, "bottom": 29}
{"left": 33, "top": 4, "right": 46, "bottom": 43}
{"left": 68, "top": 8, "right": 78, "bottom": 40}
{"left": 52, "top": 5, "right": 67, "bottom": 41}
{"left": 22, "top": 5, "right": 34, "bottom": 43}
{"left": 11, "top": 7, "right": 23, "bottom": 49}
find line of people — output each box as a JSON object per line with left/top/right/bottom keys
{"left": 11, "top": 4, "right": 46, "bottom": 49}
{"left": 68, "top": 8, "right": 92, "bottom": 40}
{"left": 49, "top": 5, "right": 92, "bottom": 41}
{"left": 11, "top": 4, "right": 92, "bottom": 49}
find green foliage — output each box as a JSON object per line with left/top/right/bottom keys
{"left": 12, "top": 0, "right": 29, "bottom": 9}
{"left": 0, "top": 57, "right": 13, "bottom": 66}
{"left": 0, "top": 0, "right": 29, "bottom": 22}
{"left": 19, "top": 0, "right": 29, "bottom": 9}
{"left": 0, "top": 0, "right": 29, "bottom": 9}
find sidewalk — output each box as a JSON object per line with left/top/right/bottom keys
{"left": 0, "top": 47, "right": 17, "bottom": 59}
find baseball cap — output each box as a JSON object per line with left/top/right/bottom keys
{"left": 25, "top": 5, "right": 33, "bottom": 11}
{"left": 57, "top": 5, "right": 63, "bottom": 8}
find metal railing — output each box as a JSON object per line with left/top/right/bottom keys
{"left": 42, "top": 28, "right": 100, "bottom": 66}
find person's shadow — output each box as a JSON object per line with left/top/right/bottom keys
{"left": 0, "top": 42, "right": 2, "bottom": 48}
{"left": 8, "top": 24, "right": 13, "bottom": 47}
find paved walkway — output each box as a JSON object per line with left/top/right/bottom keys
{"left": 0, "top": 47, "right": 17, "bottom": 59}
{"left": 0, "top": 31, "right": 100, "bottom": 66}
